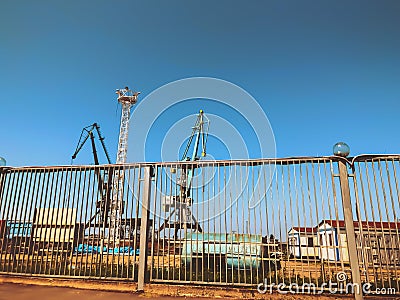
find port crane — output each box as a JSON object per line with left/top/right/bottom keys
{"left": 71, "top": 123, "right": 113, "bottom": 228}
{"left": 110, "top": 87, "right": 140, "bottom": 244}
{"left": 159, "top": 110, "right": 210, "bottom": 238}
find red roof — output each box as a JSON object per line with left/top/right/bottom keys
{"left": 319, "top": 220, "right": 400, "bottom": 230}
{"left": 290, "top": 227, "right": 316, "bottom": 233}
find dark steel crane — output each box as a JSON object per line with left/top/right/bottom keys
{"left": 72, "top": 123, "right": 112, "bottom": 165}
{"left": 71, "top": 123, "right": 113, "bottom": 228}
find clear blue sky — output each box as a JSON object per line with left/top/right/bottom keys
{"left": 1, "top": 0, "right": 400, "bottom": 166}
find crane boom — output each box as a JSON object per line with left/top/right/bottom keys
{"left": 94, "top": 123, "right": 112, "bottom": 164}
{"left": 179, "top": 110, "right": 209, "bottom": 200}
{"left": 71, "top": 123, "right": 111, "bottom": 164}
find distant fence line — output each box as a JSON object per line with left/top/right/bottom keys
{"left": 0, "top": 155, "right": 399, "bottom": 299}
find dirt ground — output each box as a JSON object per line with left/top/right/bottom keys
{"left": 0, "top": 283, "right": 141, "bottom": 300}
{"left": 0, "top": 275, "right": 362, "bottom": 300}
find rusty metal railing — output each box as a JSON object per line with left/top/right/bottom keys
{"left": 0, "top": 164, "right": 146, "bottom": 280}
{"left": 0, "top": 155, "right": 398, "bottom": 297}
{"left": 148, "top": 157, "right": 352, "bottom": 291}
{"left": 351, "top": 155, "right": 400, "bottom": 295}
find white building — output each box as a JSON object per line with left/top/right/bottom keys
{"left": 317, "top": 220, "right": 348, "bottom": 262}
{"left": 288, "top": 227, "right": 318, "bottom": 259}
{"left": 317, "top": 220, "right": 400, "bottom": 264}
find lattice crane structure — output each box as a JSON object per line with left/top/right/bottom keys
{"left": 109, "top": 87, "right": 140, "bottom": 244}
{"left": 159, "top": 110, "right": 210, "bottom": 238}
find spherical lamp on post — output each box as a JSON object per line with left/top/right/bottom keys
{"left": 333, "top": 142, "right": 350, "bottom": 158}
{"left": 0, "top": 157, "right": 6, "bottom": 167}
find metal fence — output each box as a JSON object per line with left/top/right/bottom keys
{"left": 0, "top": 155, "right": 399, "bottom": 297}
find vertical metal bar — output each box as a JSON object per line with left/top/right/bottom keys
{"left": 137, "top": 166, "right": 152, "bottom": 291}
{"left": 254, "top": 165, "right": 261, "bottom": 284}
{"left": 241, "top": 163, "right": 246, "bottom": 285}
{"left": 237, "top": 163, "right": 243, "bottom": 284}
{"left": 90, "top": 166, "right": 100, "bottom": 278}
{"left": 136, "top": 165, "right": 144, "bottom": 279}
{"left": 0, "top": 168, "right": 7, "bottom": 213}
{"left": 317, "top": 161, "right": 328, "bottom": 284}
{"left": 46, "top": 168, "right": 59, "bottom": 275}
{"left": 163, "top": 165, "right": 169, "bottom": 282}
{"left": 11, "top": 170, "right": 26, "bottom": 273}
{"left": 69, "top": 167, "right": 81, "bottom": 277}
{"left": 279, "top": 161, "right": 288, "bottom": 286}
{"left": 88, "top": 166, "right": 98, "bottom": 277}
{"left": 149, "top": 165, "right": 158, "bottom": 282}
{"left": 310, "top": 162, "right": 320, "bottom": 287}
{"left": 92, "top": 166, "right": 102, "bottom": 277}
{"left": 378, "top": 159, "right": 397, "bottom": 288}
{"left": 208, "top": 164, "right": 214, "bottom": 284}
{"left": 2, "top": 170, "right": 17, "bottom": 272}
{"left": 351, "top": 163, "right": 368, "bottom": 284}
{"left": 338, "top": 159, "right": 363, "bottom": 300}
{"left": 23, "top": 169, "right": 38, "bottom": 274}
{"left": 286, "top": 163, "right": 296, "bottom": 285}
{"left": 323, "top": 161, "right": 335, "bottom": 278}
{"left": 20, "top": 169, "right": 36, "bottom": 274}
{"left": 51, "top": 168, "right": 64, "bottom": 275}
{"left": 355, "top": 161, "right": 373, "bottom": 285}
{"left": 57, "top": 168, "right": 70, "bottom": 276}
{"left": 224, "top": 163, "right": 230, "bottom": 284}
{"left": 370, "top": 160, "right": 389, "bottom": 286}
{"left": 298, "top": 163, "right": 308, "bottom": 282}
{"left": 274, "top": 162, "right": 283, "bottom": 284}
{"left": 367, "top": 160, "right": 385, "bottom": 286}
{"left": 124, "top": 166, "right": 133, "bottom": 280}
{"left": 0, "top": 169, "right": 11, "bottom": 271}
{"left": 128, "top": 166, "right": 136, "bottom": 279}
{"left": 98, "top": 165, "right": 111, "bottom": 278}
{"left": 312, "top": 161, "right": 323, "bottom": 289}
{"left": 16, "top": 169, "right": 32, "bottom": 273}
{"left": 217, "top": 163, "right": 221, "bottom": 282}
{"left": 251, "top": 164, "right": 256, "bottom": 285}
{"left": 155, "top": 165, "right": 163, "bottom": 282}
{"left": 33, "top": 169, "right": 48, "bottom": 274}
{"left": 75, "top": 168, "right": 87, "bottom": 277}
{"left": 329, "top": 161, "right": 344, "bottom": 272}
{"left": 292, "top": 162, "right": 298, "bottom": 278}
{"left": 63, "top": 167, "right": 75, "bottom": 276}
{"left": 388, "top": 158, "right": 400, "bottom": 292}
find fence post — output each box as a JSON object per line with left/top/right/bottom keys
{"left": 137, "top": 166, "right": 152, "bottom": 292}
{"left": 338, "top": 159, "right": 363, "bottom": 300}
{"left": 0, "top": 168, "right": 8, "bottom": 211}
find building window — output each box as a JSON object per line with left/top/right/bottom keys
{"left": 308, "top": 237, "right": 314, "bottom": 247}
{"left": 329, "top": 234, "right": 333, "bottom": 246}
